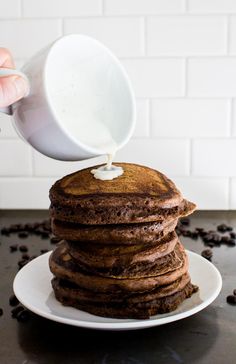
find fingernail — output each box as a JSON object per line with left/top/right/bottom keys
{"left": 14, "top": 76, "right": 30, "bottom": 98}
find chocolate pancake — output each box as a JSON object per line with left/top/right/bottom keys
{"left": 51, "top": 218, "right": 178, "bottom": 244}
{"left": 49, "top": 242, "right": 189, "bottom": 293}
{"left": 49, "top": 163, "right": 196, "bottom": 225}
{"left": 67, "top": 231, "right": 178, "bottom": 273}
{"left": 52, "top": 273, "right": 191, "bottom": 305}
{"left": 52, "top": 277, "right": 198, "bottom": 319}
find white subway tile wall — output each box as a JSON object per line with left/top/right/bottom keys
{"left": 0, "top": 0, "right": 236, "bottom": 209}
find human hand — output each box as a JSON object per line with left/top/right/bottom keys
{"left": 0, "top": 48, "right": 29, "bottom": 108}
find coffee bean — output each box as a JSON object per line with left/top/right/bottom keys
{"left": 206, "top": 242, "right": 215, "bottom": 248}
{"left": 191, "top": 231, "right": 199, "bottom": 240}
{"left": 203, "top": 233, "right": 214, "bottom": 243}
{"left": 50, "top": 236, "right": 60, "bottom": 244}
{"left": 40, "top": 231, "right": 49, "bottom": 239}
{"left": 9, "top": 294, "right": 19, "bottom": 307}
{"left": 230, "top": 232, "right": 236, "bottom": 239}
{"left": 201, "top": 249, "right": 213, "bottom": 261}
{"left": 180, "top": 218, "right": 190, "bottom": 226}
{"left": 10, "top": 244, "right": 18, "bottom": 252}
{"left": 18, "top": 259, "right": 28, "bottom": 269}
{"left": 227, "top": 239, "right": 236, "bottom": 247}
{"left": 196, "top": 228, "right": 204, "bottom": 233}
{"left": 217, "top": 224, "right": 228, "bottom": 233}
{"left": 18, "top": 231, "right": 29, "bottom": 239}
{"left": 217, "top": 224, "right": 230, "bottom": 233}
{"left": 40, "top": 249, "right": 49, "bottom": 254}
{"left": 16, "top": 309, "right": 30, "bottom": 322}
{"left": 19, "top": 245, "right": 28, "bottom": 252}
{"left": 208, "top": 233, "right": 221, "bottom": 244}
{"left": 198, "top": 230, "right": 207, "bottom": 237}
{"left": 1, "top": 227, "right": 10, "bottom": 236}
{"left": 11, "top": 306, "right": 24, "bottom": 318}
{"left": 0, "top": 308, "right": 3, "bottom": 316}
{"left": 221, "top": 236, "right": 230, "bottom": 243}
{"left": 182, "top": 230, "right": 192, "bottom": 237}
{"left": 226, "top": 295, "right": 236, "bottom": 305}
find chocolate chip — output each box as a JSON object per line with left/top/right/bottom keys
{"left": 226, "top": 295, "right": 236, "bottom": 305}
{"left": 16, "top": 309, "right": 30, "bottom": 322}
{"left": 21, "top": 253, "right": 30, "bottom": 260}
{"left": 9, "top": 294, "right": 19, "bottom": 307}
{"left": 11, "top": 306, "right": 24, "bottom": 318}
{"left": 19, "top": 245, "right": 28, "bottom": 252}
{"left": 233, "top": 289, "right": 236, "bottom": 296}
{"left": 0, "top": 308, "right": 3, "bottom": 316}
{"left": 18, "top": 231, "right": 29, "bottom": 239}
{"left": 201, "top": 249, "right": 213, "bottom": 261}
{"left": 10, "top": 244, "right": 18, "bottom": 252}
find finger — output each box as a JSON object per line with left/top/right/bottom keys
{"left": 0, "top": 48, "right": 15, "bottom": 68}
{"left": 0, "top": 76, "right": 29, "bottom": 107}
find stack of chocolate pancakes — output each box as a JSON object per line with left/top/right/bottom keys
{"left": 49, "top": 163, "right": 198, "bottom": 319}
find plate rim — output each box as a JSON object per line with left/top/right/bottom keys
{"left": 13, "top": 250, "right": 222, "bottom": 330}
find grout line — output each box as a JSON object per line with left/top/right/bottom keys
{"left": 101, "top": 0, "right": 105, "bottom": 15}
{"left": 142, "top": 96, "right": 236, "bottom": 100}
{"left": 29, "top": 146, "right": 34, "bottom": 177}
{"left": 147, "top": 99, "right": 151, "bottom": 137}
{"left": 120, "top": 55, "right": 236, "bottom": 60}
{"left": 229, "top": 98, "right": 234, "bottom": 136}
{"left": 61, "top": 18, "right": 65, "bottom": 35}
{"left": 5, "top": 14, "right": 236, "bottom": 21}
{"left": 184, "top": 0, "right": 188, "bottom": 13}
{"left": 226, "top": 15, "right": 230, "bottom": 54}
{"left": 184, "top": 58, "right": 188, "bottom": 96}
{"left": 142, "top": 16, "right": 147, "bottom": 56}
{"left": 189, "top": 138, "right": 193, "bottom": 176}
{"left": 128, "top": 135, "right": 236, "bottom": 140}
{"left": 19, "top": 0, "right": 23, "bottom": 17}
{"left": 228, "top": 177, "right": 232, "bottom": 209}
{"left": 141, "top": 97, "right": 232, "bottom": 101}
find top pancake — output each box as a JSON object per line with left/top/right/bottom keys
{"left": 50, "top": 163, "right": 196, "bottom": 225}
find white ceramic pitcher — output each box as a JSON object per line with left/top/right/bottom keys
{"left": 0, "top": 34, "right": 136, "bottom": 161}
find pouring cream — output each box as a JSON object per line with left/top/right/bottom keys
{"left": 91, "top": 153, "right": 123, "bottom": 181}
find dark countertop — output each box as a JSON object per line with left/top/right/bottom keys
{"left": 0, "top": 210, "right": 236, "bottom": 364}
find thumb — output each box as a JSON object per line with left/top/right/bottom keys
{"left": 12, "top": 75, "right": 29, "bottom": 99}
{"left": 0, "top": 75, "right": 29, "bottom": 108}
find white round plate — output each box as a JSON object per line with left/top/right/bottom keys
{"left": 13, "top": 250, "right": 222, "bottom": 331}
